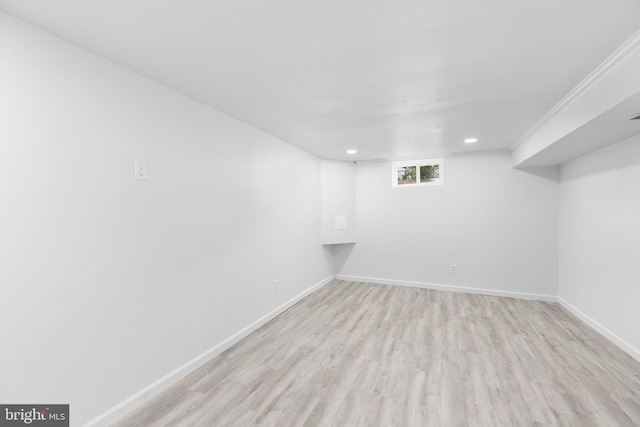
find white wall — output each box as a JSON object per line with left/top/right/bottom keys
{"left": 321, "top": 160, "right": 356, "bottom": 245}
{"left": 0, "top": 12, "right": 330, "bottom": 426}
{"left": 338, "top": 152, "right": 559, "bottom": 298}
{"left": 559, "top": 134, "right": 640, "bottom": 361}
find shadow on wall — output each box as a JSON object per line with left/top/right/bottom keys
{"left": 516, "top": 165, "right": 561, "bottom": 182}
{"left": 323, "top": 245, "right": 334, "bottom": 274}
{"left": 560, "top": 134, "right": 640, "bottom": 181}
{"left": 323, "top": 243, "right": 356, "bottom": 276}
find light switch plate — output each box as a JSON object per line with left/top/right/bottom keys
{"left": 135, "top": 160, "right": 148, "bottom": 181}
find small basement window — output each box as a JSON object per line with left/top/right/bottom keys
{"left": 392, "top": 159, "right": 443, "bottom": 187}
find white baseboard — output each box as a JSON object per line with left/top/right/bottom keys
{"left": 83, "top": 275, "right": 334, "bottom": 427}
{"left": 557, "top": 297, "right": 640, "bottom": 364}
{"left": 83, "top": 274, "right": 640, "bottom": 426}
{"left": 334, "top": 274, "right": 558, "bottom": 302}
{"left": 335, "top": 275, "right": 640, "bottom": 364}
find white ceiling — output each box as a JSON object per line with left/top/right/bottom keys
{"left": 1, "top": 1, "right": 640, "bottom": 161}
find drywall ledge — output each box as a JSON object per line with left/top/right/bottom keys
{"left": 321, "top": 160, "right": 357, "bottom": 245}
{"left": 516, "top": 91, "right": 640, "bottom": 167}
{"left": 84, "top": 276, "right": 334, "bottom": 427}
{"left": 512, "top": 28, "right": 640, "bottom": 167}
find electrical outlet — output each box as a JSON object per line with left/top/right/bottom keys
{"left": 274, "top": 280, "right": 279, "bottom": 292}
{"left": 450, "top": 265, "right": 457, "bottom": 274}
{"left": 135, "top": 160, "right": 148, "bottom": 181}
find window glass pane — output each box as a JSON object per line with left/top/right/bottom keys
{"left": 397, "top": 166, "right": 416, "bottom": 185}
{"left": 420, "top": 164, "right": 440, "bottom": 182}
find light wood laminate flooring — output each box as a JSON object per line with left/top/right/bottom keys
{"left": 112, "top": 280, "right": 640, "bottom": 426}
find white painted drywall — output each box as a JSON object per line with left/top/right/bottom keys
{"left": 338, "top": 152, "right": 559, "bottom": 297}
{"left": 321, "top": 160, "right": 356, "bottom": 245}
{"left": 512, "top": 29, "right": 640, "bottom": 167}
{"left": 559, "top": 134, "right": 640, "bottom": 360}
{"left": 0, "top": 12, "right": 330, "bottom": 425}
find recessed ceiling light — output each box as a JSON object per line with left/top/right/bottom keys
{"left": 346, "top": 149, "right": 357, "bottom": 154}
{"left": 464, "top": 138, "right": 478, "bottom": 143}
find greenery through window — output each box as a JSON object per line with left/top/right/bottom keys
{"left": 420, "top": 164, "right": 439, "bottom": 182}
{"left": 392, "top": 159, "right": 442, "bottom": 187}
{"left": 397, "top": 166, "right": 416, "bottom": 185}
